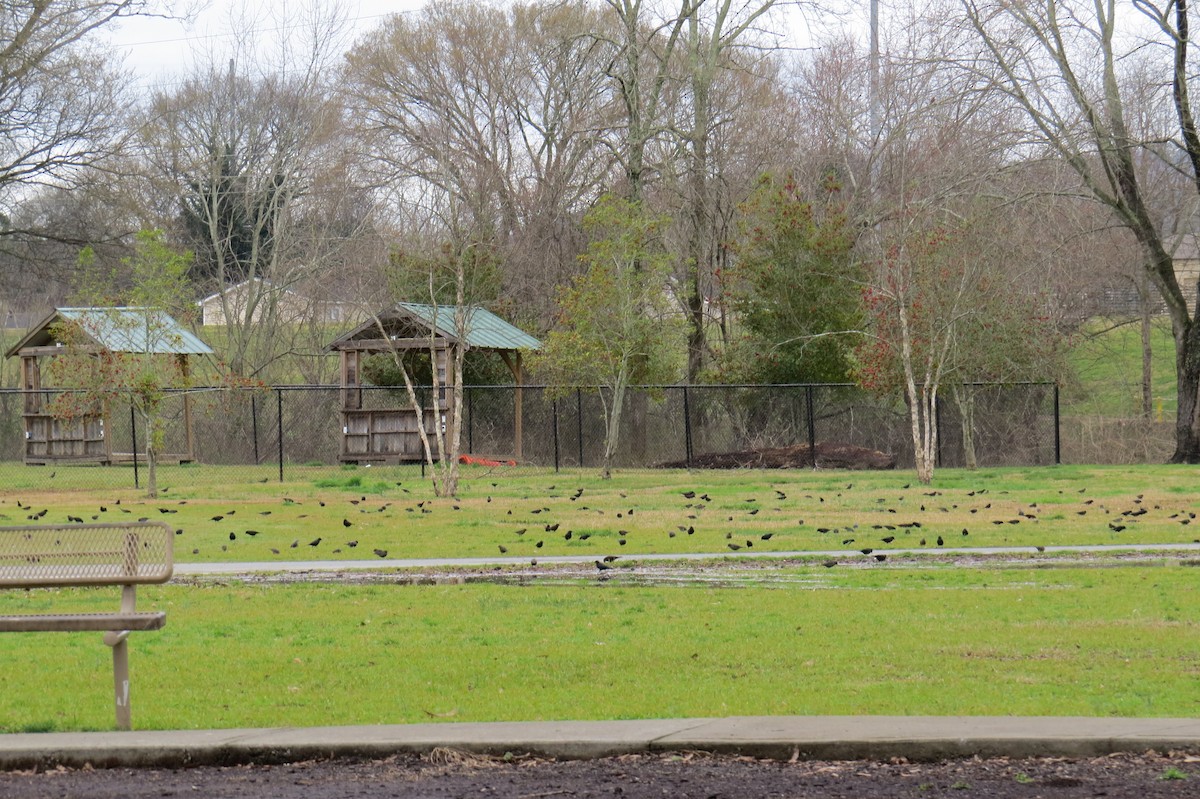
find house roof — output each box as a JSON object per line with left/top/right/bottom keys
{"left": 5, "top": 307, "right": 214, "bottom": 358}
{"left": 327, "top": 303, "right": 541, "bottom": 352}
{"left": 197, "top": 277, "right": 302, "bottom": 306}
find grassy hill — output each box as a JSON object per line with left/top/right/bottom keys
{"left": 1066, "top": 317, "right": 1177, "bottom": 419}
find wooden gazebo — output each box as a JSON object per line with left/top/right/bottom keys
{"left": 5, "top": 307, "right": 213, "bottom": 465}
{"left": 326, "top": 303, "right": 540, "bottom": 464}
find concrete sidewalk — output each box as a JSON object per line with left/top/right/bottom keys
{"left": 3, "top": 716, "right": 1200, "bottom": 771}
{"left": 172, "top": 541, "right": 1200, "bottom": 577}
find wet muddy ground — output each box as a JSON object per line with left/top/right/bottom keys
{"left": 3, "top": 749, "right": 1200, "bottom": 798}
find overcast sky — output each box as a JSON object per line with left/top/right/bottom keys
{"left": 104, "top": 0, "right": 828, "bottom": 91}
{"left": 103, "top": 0, "right": 425, "bottom": 89}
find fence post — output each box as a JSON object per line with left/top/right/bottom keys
{"left": 1054, "top": 383, "right": 1061, "bottom": 465}
{"left": 129, "top": 404, "right": 139, "bottom": 490}
{"left": 682, "top": 385, "right": 693, "bottom": 468}
{"left": 576, "top": 389, "right": 584, "bottom": 468}
{"left": 805, "top": 385, "right": 816, "bottom": 469}
{"left": 276, "top": 388, "right": 284, "bottom": 482}
{"left": 251, "top": 394, "right": 260, "bottom": 465}
{"left": 552, "top": 397, "right": 560, "bottom": 473}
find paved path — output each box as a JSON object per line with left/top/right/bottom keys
{"left": 3, "top": 716, "right": 1200, "bottom": 770}
{"left": 174, "top": 542, "right": 1200, "bottom": 576}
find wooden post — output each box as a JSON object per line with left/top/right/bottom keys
{"left": 179, "top": 355, "right": 195, "bottom": 462}
{"left": 20, "top": 356, "right": 39, "bottom": 463}
{"left": 500, "top": 351, "right": 525, "bottom": 460}
{"left": 339, "top": 350, "right": 359, "bottom": 462}
{"left": 341, "top": 350, "right": 362, "bottom": 410}
{"left": 21, "top": 356, "right": 40, "bottom": 413}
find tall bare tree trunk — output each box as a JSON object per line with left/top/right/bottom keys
{"left": 953, "top": 384, "right": 978, "bottom": 469}
{"left": 1138, "top": 271, "right": 1154, "bottom": 419}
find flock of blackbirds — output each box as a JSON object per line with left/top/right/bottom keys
{"left": 3, "top": 482, "right": 1196, "bottom": 573}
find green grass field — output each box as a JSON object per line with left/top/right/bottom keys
{"left": 1, "top": 464, "right": 1199, "bottom": 732}
{"left": 1, "top": 564, "right": 1197, "bottom": 732}
{"left": 1, "top": 464, "right": 1197, "bottom": 563}
{"left": 1068, "top": 318, "right": 1178, "bottom": 418}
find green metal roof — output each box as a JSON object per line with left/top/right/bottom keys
{"left": 396, "top": 303, "right": 541, "bottom": 350}
{"left": 7, "top": 307, "right": 213, "bottom": 356}
{"left": 325, "top": 304, "right": 541, "bottom": 352}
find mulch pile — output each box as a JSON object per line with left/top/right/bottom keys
{"left": 659, "top": 442, "right": 895, "bottom": 470}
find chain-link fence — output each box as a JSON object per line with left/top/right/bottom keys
{"left": 0, "top": 383, "right": 1060, "bottom": 491}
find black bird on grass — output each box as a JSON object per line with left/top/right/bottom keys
{"left": 594, "top": 560, "right": 612, "bottom": 571}
{"left": 309, "top": 537, "right": 322, "bottom": 547}
{"left": 498, "top": 545, "right": 508, "bottom": 554}
{"left": 374, "top": 549, "right": 388, "bottom": 558}
{"left": 343, "top": 519, "right": 352, "bottom": 527}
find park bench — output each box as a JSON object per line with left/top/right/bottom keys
{"left": 0, "top": 521, "right": 173, "bottom": 730}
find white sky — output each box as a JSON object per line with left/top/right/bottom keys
{"left": 103, "top": 0, "right": 426, "bottom": 90}
{"left": 104, "top": 0, "right": 827, "bottom": 91}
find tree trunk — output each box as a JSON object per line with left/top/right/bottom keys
{"left": 1171, "top": 317, "right": 1200, "bottom": 462}
{"left": 1137, "top": 270, "right": 1153, "bottom": 418}
{"left": 144, "top": 409, "right": 159, "bottom": 499}
{"left": 600, "top": 373, "right": 629, "bottom": 480}
{"left": 953, "top": 384, "right": 978, "bottom": 470}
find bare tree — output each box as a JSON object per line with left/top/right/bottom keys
{"left": 675, "top": 0, "right": 780, "bottom": 381}
{"left": 134, "top": 3, "right": 356, "bottom": 380}
{"left": 344, "top": 0, "right": 615, "bottom": 326}
{"left": 0, "top": 0, "right": 156, "bottom": 227}
{"left": 789, "top": 5, "right": 1062, "bottom": 481}
{"left": 963, "top": 0, "right": 1200, "bottom": 462}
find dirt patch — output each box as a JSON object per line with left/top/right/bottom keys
{"left": 659, "top": 442, "right": 895, "bottom": 470}
{"left": 3, "top": 750, "right": 1199, "bottom": 798}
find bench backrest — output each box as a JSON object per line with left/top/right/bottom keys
{"left": 0, "top": 522, "right": 174, "bottom": 588}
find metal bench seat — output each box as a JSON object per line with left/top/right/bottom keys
{"left": 0, "top": 522, "right": 173, "bottom": 730}
{"left": 0, "top": 611, "right": 167, "bottom": 633}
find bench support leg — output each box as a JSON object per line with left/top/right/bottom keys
{"left": 105, "top": 631, "right": 132, "bottom": 731}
